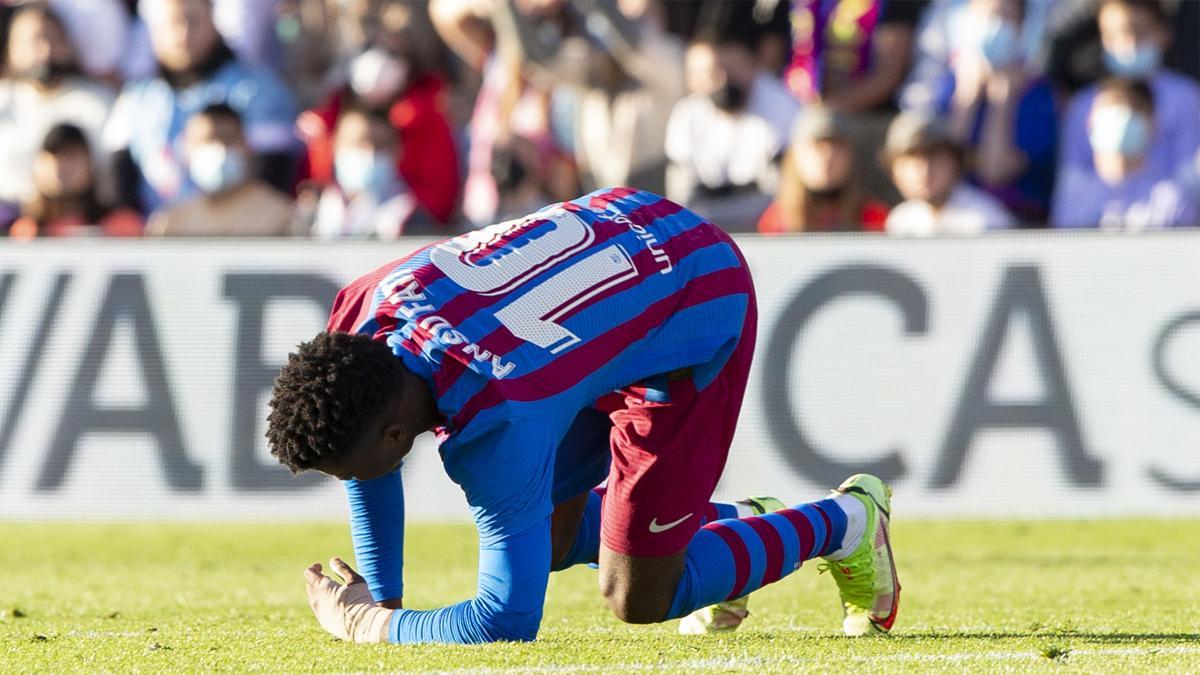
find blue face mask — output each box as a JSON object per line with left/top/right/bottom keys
{"left": 189, "top": 144, "right": 248, "bottom": 194}
{"left": 979, "top": 17, "right": 1021, "bottom": 68}
{"left": 1088, "top": 104, "right": 1151, "bottom": 157}
{"left": 1104, "top": 43, "right": 1163, "bottom": 78}
{"left": 335, "top": 149, "right": 396, "bottom": 197}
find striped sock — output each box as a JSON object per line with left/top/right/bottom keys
{"left": 550, "top": 488, "right": 761, "bottom": 572}
{"left": 665, "top": 498, "right": 849, "bottom": 620}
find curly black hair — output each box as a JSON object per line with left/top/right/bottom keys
{"left": 266, "top": 331, "right": 407, "bottom": 473}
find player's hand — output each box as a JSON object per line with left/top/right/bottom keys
{"left": 304, "top": 557, "right": 393, "bottom": 643}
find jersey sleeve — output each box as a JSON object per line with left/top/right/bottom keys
{"left": 344, "top": 469, "right": 406, "bottom": 602}
{"left": 440, "top": 415, "right": 560, "bottom": 539}
{"left": 387, "top": 416, "right": 561, "bottom": 643}
{"left": 387, "top": 516, "right": 551, "bottom": 643}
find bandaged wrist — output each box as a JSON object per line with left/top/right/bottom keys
{"left": 345, "top": 602, "right": 393, "bottom": 643}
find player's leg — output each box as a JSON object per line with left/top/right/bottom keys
{"left": 596, "top": 334, "right": 759, "bottom": 623}
{"left": 547, "top": 403, "right": 779, "bottom": 574}
{"left": 599, "top": 463, "right": 896, "bottom": 632}
{"left": 551, "top": 488, "right": 781, "bottom": 572}
{"left": 550, "top": 491, "right": 594, "bottom": 569}
{"left": 662, "top": 474, "right": 899, "bottom": 636}
{"left": 594, "top": 264, "right": 900, "bottom": 633}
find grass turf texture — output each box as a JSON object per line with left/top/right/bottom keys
{"left": 2, "top": 520, "right": 1198, "bottom": 673}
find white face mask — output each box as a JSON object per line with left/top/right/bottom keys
{"left": 956, "top": 11, "right": 1021, "bottom": 68}
{"left": 1089, "top": 104, "right": 1151, "bottom": 157}
{"left": 978, "top": 16, "right": 1021, "bottom": 68}
{"left": 334, "top": 147, "right": 396, "bottom": 197}
{"left": 349, "top": 48, "right": 409, "bottom": 107}
{"left": 189, "top": 143, "right": 248, "bottom": 194}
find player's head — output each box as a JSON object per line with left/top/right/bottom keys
{"left": 266, "top": 331, "right": 429, "bottom": 481}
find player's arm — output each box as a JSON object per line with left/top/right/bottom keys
{"left": 306, "top": 418, "right": 558, "bottom": 644}
{"left": 380, "top": 417, "right": 559, "bottom": 643}
{"left": 304, "top": 517, "right": 552, "bottom": 644}
{"left": 343, "top": 468, "right": 406, "bottom": 608}
{"left": 385, "top": 517, "right": 552, "bottom": 643}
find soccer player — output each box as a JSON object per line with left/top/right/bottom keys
{"left": 266, "top": 187, "right": 900, "bottom": 644}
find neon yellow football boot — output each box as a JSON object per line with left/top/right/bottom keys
{"left": 819, "top": 474, "right": 900, "bottom": 636}
{"left": 678, "top": 496, "right": 785, "bottom": 635}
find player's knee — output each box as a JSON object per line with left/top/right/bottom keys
{"left": 600, "top": 579, "right": 671, "bottom": 624}
{"left": 602, "top": 589, "right": 668, "bottom": 624}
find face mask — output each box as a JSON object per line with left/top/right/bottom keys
{"left": 1104, "top": 43, "right": 1162, "bottom": 78}
{"left": 1089, "top": 105, "right": 1151, "bottom": 157}
{"left": 189, "top": 143, "right": 248, "bottom": 194}
{"left": 710, "top": 82, "right": 748, "bottom": 112}
{"left": 979, "top": 17, "right": 1021, "bottom": 68}
{"left": 349, "top": 48, "right": 409, "bottom": 108}
{"left": 335, "top": 148, "right": 396, "bottom": 196}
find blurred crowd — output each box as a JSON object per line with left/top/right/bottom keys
{"left": 1, "top": 0, "right": 1198, "bottom": 240}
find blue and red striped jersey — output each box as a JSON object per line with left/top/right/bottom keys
{"left": 328, "top": 187, "right": 753, "bottom": 537}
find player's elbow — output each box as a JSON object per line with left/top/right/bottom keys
{"left": 476, "top": 604, "right": 543, "bottom": 642}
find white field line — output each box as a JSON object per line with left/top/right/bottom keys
{"left": 426, "top": 646, "right": 1200, "bottom": 674}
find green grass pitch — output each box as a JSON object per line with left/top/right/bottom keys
{"left": 2, "top": 519, "right": 1198, "bottom": 673}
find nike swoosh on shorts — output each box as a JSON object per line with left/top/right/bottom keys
{"left": 648, "top": 513, "right": 693, "bottom": 533}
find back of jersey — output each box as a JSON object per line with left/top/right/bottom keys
{"left": 332, "top": 187, "right": 753, "bottom": 432}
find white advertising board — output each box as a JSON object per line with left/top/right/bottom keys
{"left": 0, "top": 233, "right": 1197, "bottom": 520}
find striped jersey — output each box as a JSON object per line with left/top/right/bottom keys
{"left": 327, "top": 187, "right": 754, "bottom": 537}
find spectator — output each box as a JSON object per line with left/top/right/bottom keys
{"left": 665, "top": 36, "right": 799, "bottom": 231}
{"left": 297, "top": 2, "right": 459, "bottom": 224}
{"left": 901, "top": 0, "right": 1052, "bottom": 112}
{"left": 494, "top": 0, "right": 686, "bottom": 196}
{"left": 103, "top": 0, "right": 300, "bottom": 215}
{"left": 0, "top": 3, "right": 115, "bottom": 214}
{"left": 942, "top": 0, "right": 1058, "bottom": 223}
{"left": 273, "top": 0, "right": 346, "bottom": 108}
{"left": 1059, "top": 0, "right": 1200, "bottom": 178}
{"left": 1051, "top": 78, "right": 1198, "bottom": 229}
{"left": 146, "top": 105, "right": 294, "bottom": 236}
{"left": 431, "top": 0, "right": 569, "bottom": 225}
{"left": 758, "top": 106, "right": 889, "bottom": 233}
{"left": 296, "top": 107, "right": 424, "bottom": 239}
{"left": 1044, "top": 0, "right": 1199, "bottom": 97}
{"left": 7, "top": 124, "right": 141, "bottom": 239}
{"left": 786, "top": 0, "right": 929, "bottom": 111}
{"left": 884, "top": 112, "right": 1016, "bottom": 234}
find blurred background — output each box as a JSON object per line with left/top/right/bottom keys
{"left": 0, "top": 0, "right": 1197, "bottom": 237}
{"left": 0, "top": 0, "right": 1198, "bottom": 521}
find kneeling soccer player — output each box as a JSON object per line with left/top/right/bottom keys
{"left": 265, "top": 187, "right": 900, "bottom": 644}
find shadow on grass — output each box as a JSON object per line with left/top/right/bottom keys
{"left": 887, "top": 631, "right": 1200, "bottom": 644}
